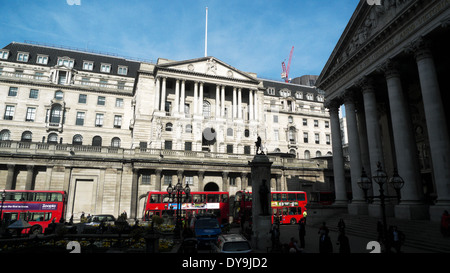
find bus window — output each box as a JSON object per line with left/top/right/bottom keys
{"left": 222, "top": 194, "right": 228, "bottom": 203}
{"left": 281, "top": 193, "right": 287, "bottom": 201}
{"left": 282, "top": 207, "right": 288, "bottom": 215}
{"left": 193, "top": 194, "right": 206, "bottom": 203}
{"left": 49, "top": 192, "right": 63, "bottom": 202}
{"left": 207, "top": 194, "right": 219, "bottom": 202}
{"left": 297, "top": 193, "right": 306, "bottom": 201}
{"left": 150, "top": 194, "right": 161, "bottom": 203}
{"left": 289, "top": 207, "right": 297, "bottom": 215}
{"left": 3, "top": 212, "right": 18, "bottom": 223}
{"left": 288, "top": 193, "right": 296, "bottom": 201}
{"left": 272, "top": 193, "right": 279, "bottom": 201}
{"left": 162, "top": 194, "right": 171, "bottom": 203}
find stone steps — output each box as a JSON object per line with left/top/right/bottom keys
{"left": 310, "top": 213, "right": 450, "bottom": 253}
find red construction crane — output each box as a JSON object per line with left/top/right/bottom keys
{"left": 281, "top": 46, "right": 294, "bottom": 83}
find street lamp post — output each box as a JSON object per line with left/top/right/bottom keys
{"left": 358, "top": 162, "right": 404, "bottom": 251}
{"left": 166, "top": 179, "right": 190, "bottom": 239}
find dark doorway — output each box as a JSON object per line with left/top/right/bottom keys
{"left": 204, "top": 182, "right": 219, "bottom": 191}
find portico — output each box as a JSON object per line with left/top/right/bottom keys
{"left": 317, "top": 0, "right": 450, "bottom": 221}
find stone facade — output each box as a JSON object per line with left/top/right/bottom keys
{"left": 317, "top": 0, "right": 450, "bottom": 221}
{"left": 0, "top": 42, "right": 333, "bottom": 220}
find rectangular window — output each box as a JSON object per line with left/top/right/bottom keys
{"left": 58, "top": 58, "right": 74, "bottom": 68}
{"left": 314, "top": 120, "right": 319, "bottom": 127}
{"left": 274, "top": 129, "right": 279, "bottom": 141}
{"left": 95, "top": 113, "right": 104, "bottom": 127}
{"left": 326, "top": 134, "right": 331, "bottom": 145}
{"left": 164, "top": 140, "right": 172, "bottom": 150}
{"left": 78, "top": 94, "right": 87, "bottom": 104}
{"left": 315, "top": 133, "right": 320, "bottom": 144}
{"left": 100, "top": 80, "right": 108, "bottom": 87}
{"left": 0, "top": 50, "right": 9, "bottom": 59}
{"left": 36, "top": 55, "right": 48, "bottom": 64}
{"left": 185, "top": 141, "right": 192, "bottom": 151}
{"left": 118, "top": 66, "right": 128, "bottom": 75}
{"left": 17, "top": 52, "right": 29, "bottom": 62}
{"left": 115, "top": 98, "right": 123, "bottom": 108}
{"left": 100, "top": 64, "right": 111, "bottom": 73}
{"left": 273, "top": 115, "right": 278, "bottom": 123}
{"left": 303, "top": 132, "right": 308, "bottom": 143}
{"left": 97, "top": 96, "right": 106, "bottom": 106}
{"left": 25, "top": 107, "right": 36, "bottom": 122}
{"left": 325, "top": 121, "right": 329, "bottom": 128}
{"left": 244, "top": 145, "right": 251, "bottom": 155}
{"left": 83, "top": 61, "right": 93, "bottom": 71}
{"left": 227, "top": 144, "right": 233, "bottom": 154}
{"left": 113, "top": 115, "right": 122, "bottom": 128}
{"left": 34, "top": 72, "right": 44, "bottom": 80}
{"left": 117, "top": 81, "right": 125, "bottom": 90}
{"left": 142, "top": 174, "right": 151, "bottom": 185}
{"left": 164, "top": 175, "right": 172, "bottom": 185}
{"left": 81, "top": 77, "right": 90, "bottom": 85}
{"left": 76, "top": 112, "right": 85, "bottom": 126}
{"left": 29, "top": 89, "right": 39, "bottom": 99}
{"left": 4, "top": 105, "right": 15, "bottom": 120}
{"left": 186, "top": 176, "right": 194, "bottom": 186}
{"left": 303, "top": 119, "right": 307, "bottom": 126}
{"left": 8, "top": 87, "right": 18, "bottom": 97}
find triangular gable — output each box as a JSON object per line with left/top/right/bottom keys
{"left": 318, "top": 0, "right": 413, "bottom": 86}
{"left": 157, "top": 57, "right": 259, "bottom": 83}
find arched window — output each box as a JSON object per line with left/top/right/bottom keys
{"left": 50, "top": 104, "right": 62, "bottom": 124}
{"left": 165, "top": 123, "right": 173, "bottom": 131}
{"left": 203, "top": 100, "right": 211, "bottom": 117}
{"left": 92, "top": 136, "right": 102, "bottom": 146}
{"left": 54, "top": 90, "right": 64, "bottom": 100}
{"left": 289, "top": 149, "right": 296, "bottom": 156}
{"left": 227, "top": 128, "right": 233, "bottom": 136}
{"left": 274, "top": 148, "right": 281, "bottom": 152}
{"left": 288, "top": 126, "right": 296, "bottom": 141}
{"left": 304, "top": 150, "right": 310, "bottom": 159}
{"left": 72, "top": 134, "right": 83, "bottom": 145}
{"left": 111, "top": 137, "right": 121, "bottom": 148}
{"left": 48, "top": 133, "right": 58, "bottom": 143}
{"left": 21, "top": 131, "right": 32, "bottom": 142}
{"left": 185, "top": 124, "right": 192, "bottom": 133}
{"left": 316, "top": 151, "right": 322, "bottom": 157}
{"left": 0, "top": 129, "right": 11, "bottom": 141}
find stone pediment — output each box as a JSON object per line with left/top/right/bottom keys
{"left": 157, "top": 57, "right": 259, "bottom": 83}
{"left": 318, "top": 0, "right": 413, "bottom": 85}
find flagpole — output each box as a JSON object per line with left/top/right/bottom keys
{"left": 205, "top": 7, "right": 208, "bottom": 57}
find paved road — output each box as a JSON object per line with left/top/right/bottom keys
{"left": 226, "top": 223, "right": 434, "bottom": 253}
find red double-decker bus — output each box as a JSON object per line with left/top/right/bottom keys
{"left": 0, "top": 190, "right": 67, "bottom": 234}
{"left": 143, "top": 191, "right": 230, "bottom": 225}
{"left": 234, "top": 190, "right": 307, "bottom": 225}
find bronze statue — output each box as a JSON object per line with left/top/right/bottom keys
{"left": 255, "top": 136, "right": 264, "bottom": 155}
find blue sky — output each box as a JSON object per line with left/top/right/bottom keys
{"left": 1, "top": 0, "right": 359, "bottom": 81}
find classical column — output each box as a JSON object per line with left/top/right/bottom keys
{"left": 25, "top": 165, "right": 35, "bottom": 190}
{"left": 5, "top": 164, "right": 15, "bottom": 190}
{"left": 160, "top": 77, "right": 167, "bottom": 111}
{"left": 254, "top": 90, "right": 258, "bottom": 120}
{"left": 130, "top": 168, "right": 139, "bottom": 219}
{"left": 174, "top": 79, "right": 180, "bottom": 114}
{"left": 198, "top": 171, "right": 205, "bottom": 191}
{"left": 343, "top": 91, "right": 366, "bottom": 214}
{"left": 359, "top": 77, "right": 385, "bottom": 173}
{"left": 241, "top": 173, "right": 248, "bottom": 190}
{"left": 249, "top": 90, "right": 254, "bottom": 120}
{"left": 180, "top": 80, "right": 186, "bottom": 114}
{"left": 222, "top": 171, "right": 229, "bottom": 192}
{"left": 233, "top": 87, "right": 237, "bottom": 119}
{"left": 276, "top": 174, "right": 282, "bottom": 191}
{"left": 199, "top": 82, "right": 204, "bottom": 115}
{"left": 193, "top": 81, "right": 198, "bottom": 115}
{"left": 383, "top": 61, "right": 426, "bottom": 220}
{"left": 327, "top": 100, "right": 348, "bottom": 205}
{"left": 216, "top": 85, "right": 220, "bottom": 117}
{"left": 155, "top": 169, "right": 162, "bottom": 191}
{"left": 238, "top": 88, "right": 242, "bottom": 119}
{"left": 221, "top": 85, "right": 225, "bottom": 117}
{"left": 412, "top": 39, "right": 450, "bottom": 216}
{"left": 356, "top": 104, "right": 371, "bottom": 178}
{"left": 154, "top": 77, "right": 160, "bottom": 111}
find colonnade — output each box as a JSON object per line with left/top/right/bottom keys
{"left": 326, "top": 38, "right": 450, "bottom": 220}
{"left": 154, "top": 76, "right": 259, "bottom": 120}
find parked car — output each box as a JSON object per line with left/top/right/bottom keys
{"left": 211, "top": 233, "right": 252, "bottom": 253}
{"left": 85, "top": 214, "right": 116, "bottom": 226}
{"left": 194, "top": 217, "right": 222, "bottom": 246}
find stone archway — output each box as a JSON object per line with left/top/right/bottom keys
{"left": 203, "top": 182, "right": 219, "bottom": 191}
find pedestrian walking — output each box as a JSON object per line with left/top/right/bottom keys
{"left": 389, "top": 225, "right": 405, "bottom": 253}
{"left": 298, "top": 217, "right": 306, "bottom": 249}
{"left": 337, "top": 230, "right": 350, "bottom": 253}
{"left": 318, "top": 222, "right": 332, "bottom": 253}
{"left": 337, "top": 218, "right": 346, "bottom": 233}
{"left": 270, "top": 222, "right": 280, "bottom": 251}
{"left": 441, "top": 210, "right": 450, "bottom": 237}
